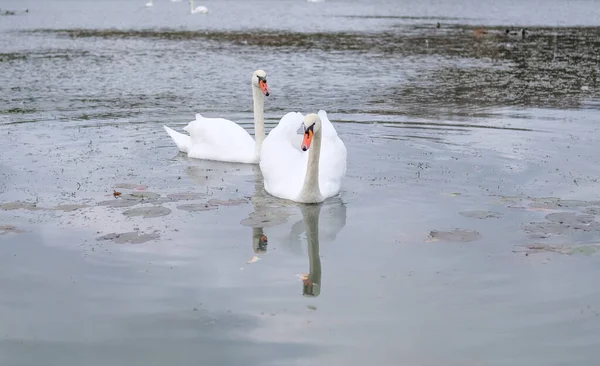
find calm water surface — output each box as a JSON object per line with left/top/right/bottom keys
{"left": 1, "top": 0, "right": 600, "bottom": 365}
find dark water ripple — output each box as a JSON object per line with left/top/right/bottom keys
{"left": 3, "top": 25, "right": 596, "bottom": 122}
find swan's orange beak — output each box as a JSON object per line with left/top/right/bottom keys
{"left": 301, "top": 127, "right": 313, "bottom": 151}
{"left": 259, "top": 80, "right": 270, "bottom": 96}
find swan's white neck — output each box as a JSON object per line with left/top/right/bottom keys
{"left": 252, "top": 86, "right": 265, "bottom": 159}
{"left": 189, "top": 0, "right": 193, "bottom": 11}
{"left": 298, "top": 128, "right": 322, "bottom": 203}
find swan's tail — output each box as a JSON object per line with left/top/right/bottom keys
{"left": 163, "top": 125, "right": 192, "bottom": 153}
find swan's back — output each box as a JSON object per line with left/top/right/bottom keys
{"left": 184, "top": 113, "right": 257, "bottom": 163}
{"left": 260, "top": 112, "right": 307, "bottom": 200}
{"left": 317, "top": 110, "right": 347, "bottom": 198}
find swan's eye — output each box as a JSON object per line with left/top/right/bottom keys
{"left": 258, "top": 77, "right": 270, "bottom": 96}
{"left": 303, "top": 124, "right": 314, "bottom": 136}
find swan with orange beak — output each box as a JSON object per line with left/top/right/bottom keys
{"left": 301, "top": 119, "right": 315, "bottom": 151}
{"left": 260, "top": 111, "right": 347, "bottom": 203}
{"left": 163, "top": 69, "right": 271, "bottom": 164}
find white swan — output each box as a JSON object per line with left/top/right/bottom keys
{"left": 259, "top": 111, "right": 347, "bottom": 203}
{"left": 163, "top": 70, "right": 270, "bottom": 164}
{"left": 189, "top": 0, "right": 208, "bottom": 14}
{"left": 145, "top": 0, "right": 153, "bottom": 7}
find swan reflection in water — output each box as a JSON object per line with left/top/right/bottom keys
{"left": 298, "top": 204, "right": 323, "bottom": 297}
{"left": 252, "top": 227, "right": 268, "bottom": 255}
{"left": 241, "top": 167, "right": 347, "bottom": 296}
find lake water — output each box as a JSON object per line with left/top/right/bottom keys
{"left": 1, "top": 0, "right": 600, "bottom": 365}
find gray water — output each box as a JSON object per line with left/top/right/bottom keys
{"left": 2, "top": 0, "right": 600, "bottom": 365}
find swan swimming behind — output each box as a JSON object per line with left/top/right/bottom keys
{"left": 189, "top": 0, "right": 208, "bottom": 14}
{"left": 163, "top": 69, "right": 270, "bottom": 164}
{"left": 260, "top": 112, "right": 347, "bottom": 203}
{"left": 145, "top": 0, "right": 153, "bottom": 7}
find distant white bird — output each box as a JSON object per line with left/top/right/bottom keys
{"left": 145, "top": 0, "right": 153, "bottom": 7}
{"left": 308, "top": 0, "right": 325, "bottom": 2}
{"left": 189, "top": 0, "right": 208, "bottom": 14}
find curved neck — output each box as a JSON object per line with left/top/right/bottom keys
{"left": 299, "top": 128, "right": 322, "bottom": 203}
{"left": 189, "top": 0, "right": 193, "bottom": 11}
{"left": 252, "top": 86, "right": 265, "bottom": 157}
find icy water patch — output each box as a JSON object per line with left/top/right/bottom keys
{"left": 97, "top": 231, "right": 160, "bottom": 245}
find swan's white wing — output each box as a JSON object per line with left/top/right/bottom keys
{"left": 271, "top": 111, "right": 304, "bottom": 150}
{"left": 317, "top": 110, "right": 347, "bottom": 199}
{"left": 177, "top": 113, "right": 256, "bottom": 164}
{"left": 260, "top": 112, "right": 307, "bottom": 201}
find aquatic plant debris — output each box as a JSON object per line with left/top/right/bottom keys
{"left": 176, "top": 203, "right": 218, "bottom": 212}
{"left": 528, "top": 199, "right": 594, "bottom": 210}
{"left": 52, "top": 204, "right": 88, "bottom": 212}
{"left": 493, "top": 195, "right": 523, "bottom": 204}
{"left": 96, "top": 231, "right": 159, "bottom": 244}
{"left": 522, "top": 222, "right": 568, "bottom": 236}
{"left": 166, "top": 192, "right": 205, "bottom": 201}
{"left": 516, "top": 243, "right": 600, "bottom": 256}
{"left": 0, "top": 201, "right": 41, "bottom": 211}
{"left": 114, "top": 183, "right": 138, "bottom": 189}
{"left": 556, "top": 200, "right": 592, "bottom": 208}
{"left": 523, "top": 214, "right": 600, "bottom": 237}
{"left": 121, "top": 192, "right": 160, "bottom": 201}
{"left": 114, "top": 183, "right": 147, "bottom": 190}
{"left": 426, "top": 229, "right": 482, "bottom": 242}
{"left": 97, "top": 199, "right": 139, "bottom": 208}
{"left": 545, "top": 212, "right": 595, "bottom": 225}
{"left": 174, "top": 198, "right": 248, "bottom": 211}
{"left": 208, "top": 198, "right": 249, "bottom": 206}
{"left": 459, "top": 210, "right": 502, "bottom": 219}
{"left": 0, "top": 225, "right": 24, "bottom": 235}
{"left": 583, "top": 207, "right": 600, "bottom": 215}
{"left": 122, "top": 206, "right": 171, "bottom": 218}
{"left": 490, "top": 196, "right": 600, "bottom": 212}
